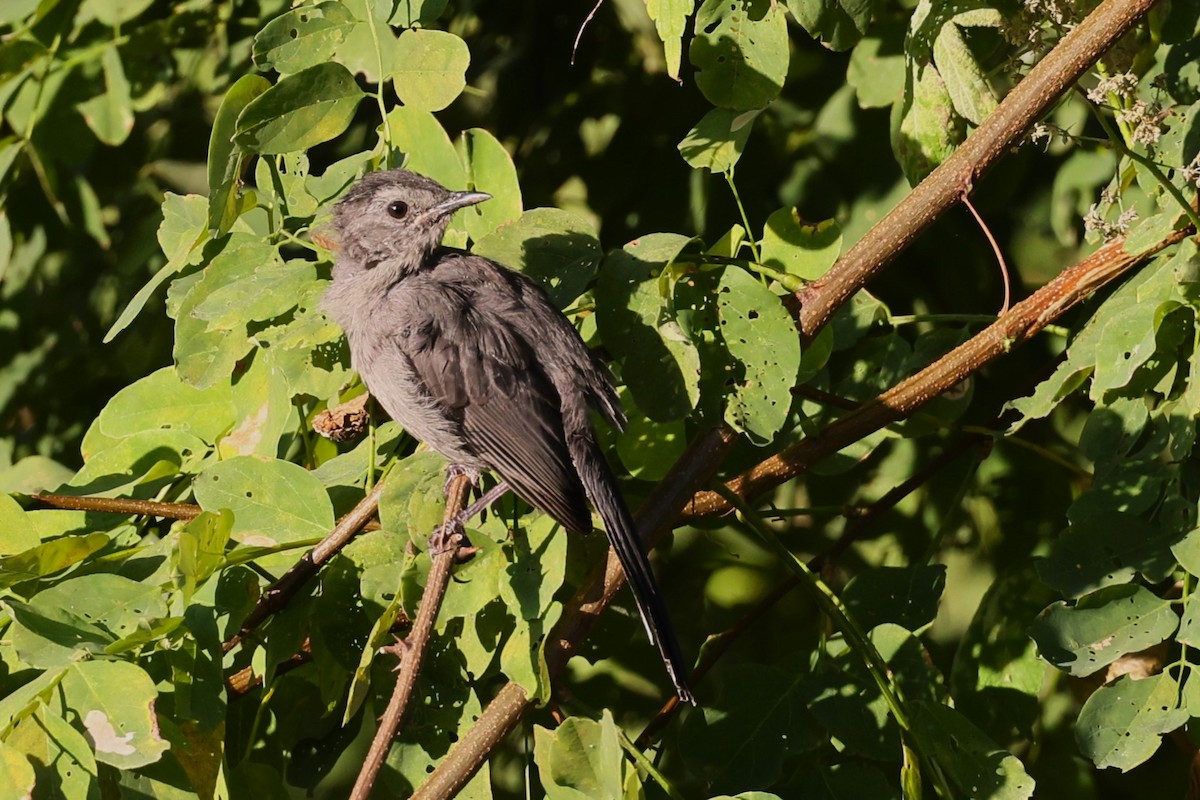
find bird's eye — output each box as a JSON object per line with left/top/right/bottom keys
{"left": 386, "top": 200, "right": 409, "bottom": 219}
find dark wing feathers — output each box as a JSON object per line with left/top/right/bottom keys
{"left": 396, "top": 266, "right": 593, "bottom": 533}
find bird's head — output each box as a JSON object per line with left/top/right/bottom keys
{"left": 330, "top": 168, "right": 490, "bottom": 278}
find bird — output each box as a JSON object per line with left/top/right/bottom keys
{"left": 321, "top": 168, "right": 693, "bottom": 703}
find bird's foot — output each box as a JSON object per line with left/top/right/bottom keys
{"left": 443, "top": 464, "right": 481, "bottom": 496}
{"left": 428, "top": 519, "right": 477, "bottom": 561}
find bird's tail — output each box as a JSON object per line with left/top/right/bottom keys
{"left": 570, "top": 435, "right": 695, "bottom": 704}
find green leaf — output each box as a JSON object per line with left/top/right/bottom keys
{"left": 1038, "top": 511, "right": 1179, "bottom": 598}
{"left": 0, "top": 533, "right": 109, "bottom": 590}
{"left": 391, "top": 29, "right": 469, "bottom": 111}
{"left": 336, "top": 0, "right": 401, "bottom": 82}
{"left": 690, "top": 0, "right": 788, "bottom": 110}
{"left": 716, "top": 266, "right": 803, "bottom": 443}
{"left": 842, "top": 564, "right": 946, "bottom": 632}
{"left": 220, "top": 355, "right": 293, "bottom": 458}
{"left": 646, "top": 0, "right": 695, "bottom": 81}
{"left": 385, "top": 105, "right": 467, "bottom": 190}
{"left": 194, "top": 456, "right": 334, "bottom": 572}
{"left": 69, "top": 429, "right": 208, "bottom": 496}
{"left": 0, "top": 492, "right": 38, "bottom": 555}
{"left": 60, "top": 660, "right": 170, "bottom": 769}
{"left": 455, "top": 127, "right": 523, "bottom": 242}
{"left": 679, "top": 662, "right": 822, "bottom": 788}
{"left": 678, "top": 107, "right": 756, "bottom": 173}
{"left": 909, "top": 700, "right": 1035, "bottom": 799}
{"left": 595, "top": 234, "right": 702, "bottom": 421}
{"left": 77, "top": 45, "right": 134, "bottom": 146}
{"left": 235, "top": 62, "right": 364, "bottom": 154}
{"left": 1076, "top": 673, "right": 1188, "bottom": 771}
{"left": 207, "top": 74, "right": 270, "bottom": 234}
{"left": 760, "top": 211, "right": 842, "bottom": 280}
{"left": 933, "top": 22, "right": 997, "bottom": 125}
{"left": 471, "top": 208, "right": 601, "bottom": 308}
{"left": 82, "top": 0, "right": 156, "bottom": 26}
{"left": 170, "top": 236, "right": 275, "bottom": 389}
{"left": 5, "top": 597, "right": 113, "bottom": 667}
{"left": 950, "top": 565, "right": 1054, "bottom": 742}
{"left": 389, "top": 0, "right": 449, "bottom": 26}
{"left": 1029, "top": 584, "right": 1178, "bottom": 677}
{"left": 253, "top": 2, "right": 357, "bottom": 74}
{"left": 533, "top": 710, "right": 630, "bottom": 800}
{"left": 84, "top": 366, "right": 234, "bottom": 456}
{"left": 615, "top": 388, "right": 688, "bottom": 481}
{"left": 192, "top": 259, "right": 316, "bottom": 331}
{"left": 893, "top": 63, "right": 964, "bottom": 185}
{"left": 847, "top": 20, "right": 906, "bottom": 108}
{"left": 0, "top": 740, "right": 37, "bottom": 800}
{"left": 105, "top": 193, "right": 209, "bottom": 344}
{"left": 790, "top": 0, "right": 874, "bottom": 51}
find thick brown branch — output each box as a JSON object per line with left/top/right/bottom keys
{"left": 351, "top": 475, "right": 473, "bottom": 800}
{"left": 32, "top": 493, "right": 201, "bottom": 520}
{"left": 795, "top": 0, "right": 1158, "bottom": 339}
{"left": 411, "top": 425, "right": 739, "bottom": 800}
{"left": 688, "top": 228, "right": 1190, "bottom": 520}
{"left": 222, "top": 480, "right": 387, "bottom": 653}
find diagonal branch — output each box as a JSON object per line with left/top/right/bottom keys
{"left": 351, "top": 474, "right": 473, "bottom": 800}
{"left": 222, "top": 480, "right": 387, "bottom": 653}
{"left": 686, "top": 226, "right": 1191, "bottom": 520}
{"left": 795, "top": 0, "right": 1159, "bottom": 341}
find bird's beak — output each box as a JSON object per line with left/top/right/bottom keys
{"left": 433, "top": 190, "right": 491, "bottom": 217}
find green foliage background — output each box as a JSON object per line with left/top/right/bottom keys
{"left": 1, "top": 0, "right": 1198, "bottom": 797}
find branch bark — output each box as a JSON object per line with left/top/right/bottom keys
{"left": 795, "top": 0, "right": 1159, "bottom": 340}
{"left": 351, "top": 474, "right": 473, "bottom": 800}
{"left": 686, "top": 227, "right": 1191, "bottom": 520}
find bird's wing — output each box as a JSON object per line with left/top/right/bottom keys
{"left": 395, "top": 275, "right": 593, "bottom": 533}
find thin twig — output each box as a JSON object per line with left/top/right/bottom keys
{"left": 32, "top": 493, "right": 201, "bottom": 520}
{"left": 571, "top": 0, "right": 604, "bottom": 64}
{"left": 350, "top": 474, "right": 473, "bottom": 800}
{"left": 962, "top": 195, "right": 1011, "bottom": 315}
{"left": 222, "top": 480, "right": 388, "bottom": 653}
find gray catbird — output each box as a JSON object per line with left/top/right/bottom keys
{"left": 321, "top": 168, "right": 693, "bottom": 703}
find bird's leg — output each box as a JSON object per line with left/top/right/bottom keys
{"left": 430, "top": 465, "right": 512, "bottom": 555}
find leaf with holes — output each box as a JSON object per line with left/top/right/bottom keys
{"left": 194, "top": 456, "right": 334, "bottom": 573}
{"left": 1029, "top": 584, "right": 1177, "bottom": 677}
{"left": 82, "top": 366, "right": 233, "bottom": 458}
{"left": 253, "top": 2, "right": 356, "bottom": 74}
{"left": 690, "top": 0, "right": 788, "bottom": 110}
{"left": 1076, "top": 673, "right": 1187, "bottom": 770}
{"left": 716, "top": 266, "right": 802, "bottom": 444}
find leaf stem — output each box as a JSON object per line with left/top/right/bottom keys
{"left": 724, "top": 170, "right": 760, "bottom": 263}
{"left": 365, "top": 8, "right": 394, "bottom": 165}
